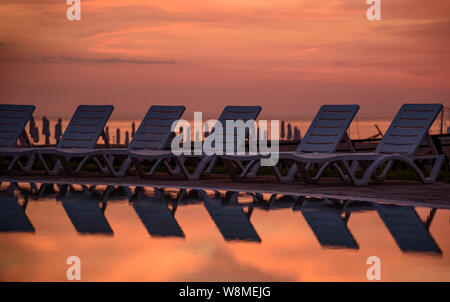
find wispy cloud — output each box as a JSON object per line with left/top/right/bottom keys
{"left": 42, "top": 55, "right": 176, "bottom": 65}
{"left": 295, "top": 48, "right": 318, "bottom": 55}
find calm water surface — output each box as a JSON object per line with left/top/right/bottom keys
{"left": 0, "top": 182, "right": 448, "bottom": 281}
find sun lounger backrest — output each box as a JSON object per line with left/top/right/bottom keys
{"left": 0, "top": 104, "right": 35, "bottom": 147}
{"left": 129, "top": 106, "right": 185, "bottom": 150}
{"left": 375, "top": 104, "right": 442, "bottom": 155}
{"left": 211, "top": 106, "right": 261, "bottom": 152}
{"left": 58, "top": 105, "right": 114, "bottom": 149}
{"left": 217, "top": 106, "right": 262, "bottom": 124}
{"left": 297, "top": 105, "right": 359, "bottom": 153}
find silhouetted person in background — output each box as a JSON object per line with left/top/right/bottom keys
{"left": 116, "top": 128, "right": 121, "bottom": 145}
{"left": 131, "top": 122, "right": 136, "bottom": 137}
{"left": 294, "top": 126, "right": 301, "bottom": 141}
{"left": 54, "top": 118, "right": 62, "bottom": 144}
{"left": 42, "top": 116, "right": 50, "bottom": 145}
{"left": 287, "top": 123, "right": 292, "bottom": 140}
{"left": 104, "top": 127, "right": 110, "bottom": 145}
{"left": 29, "top": 116, "right": 39, "bottom": 143}
{"left": 125, "top": 131, "right": 130, "bottom": 146}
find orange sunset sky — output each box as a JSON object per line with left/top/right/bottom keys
{"left": 0, "top": 0, "right": 449, "bottom": 119}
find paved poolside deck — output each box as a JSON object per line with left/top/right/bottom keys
{"left": 1, "top": 174, "right": 449, "bottom": 208}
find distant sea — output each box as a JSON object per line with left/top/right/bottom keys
{"left": 29, "top": 117, "right": 447, "bottom": 145}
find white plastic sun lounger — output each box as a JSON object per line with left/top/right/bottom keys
{"left": 200, "top": 190, "right": 261, "bottom": 242}
{"left": 35, "top": 105, "right": 114, "bottom": 175}
{"left": 77, "top": 106, "right": 185, "bottom": 177}
{"left": 175, "top": 106, "right": 262, "bottom": 181}
{"left": 105, "top": 105, "right": 186, "bottom": 178}
{"left": 131, "top": 187, "right": 185, "bottom": 238}
{"left": 284, "top": 104, "right": 444, "bottom": 185}
{"left": 0, "top": 104, "right": 36, "bottom": 173}
{"left": 59, "top": 185, "right": 113, "bottom": 235}
{"left": 376, "top": 204, "right": 441, "bottom": 254}
{"left": 220, "top": 105, "right": 359, "bottom": 181}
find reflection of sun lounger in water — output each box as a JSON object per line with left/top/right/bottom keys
{"left": 294, "top": 198, "right": 359, "bottom": 249}
{"left": 131, "top": 187, "right": 185, "bottom": 238}
{"left": 0, "top": 186, "right": 35, "bottom": 232}
{"left": 251, "top": 193, "right": 300, "bottom": 211}
{"left": 102, "top": 185, "right": 132, "bottom": 202}
{"left": 200, "top": 190, "right": 261, "bottom": 242}
{"left": 58, "top": 185, "right": 113, "bottom": 235}
{"left": 176, "top": 189, "right": 203, "bottom": 205}
{"left": 376, "top": 204, "right": 441, "bottom": 254}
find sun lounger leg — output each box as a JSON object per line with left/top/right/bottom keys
{"left": 245, "top": 160, "right": 260, "bottom": 178}
{"left": 373, "top": 160, "right": 394, "bottom": 182}
{"left": 91, "top": 156, "right": 110, "bottom": 174}
{"left": 59, "top": 156, "right": 73, "bottom": 176}
{"left": 342, "top": 154, "right": 444, "bottom": 186}
{"left": 313, "top": 162, "right": 349, "bottom": 181}
{"left": 57, "top": 155, "right": 92, "bottom": 176}
{"left": 6, "top": 155, "right": 20, "bottom": 172}
{"left": 116, "top": 157, "right": 133, "bottom": 177}
{"left": 38, "top": 153, "right": 62, "bottom": 175}
{"left": 176, "top": 156, "right": 214, "bottom": 181}
{"left": 296, "top": 161, "right": 314, "bottom": 183}
{"left": 223, "top": 158, "right": 242, "bottom": 181}
{"left": 341, "top": 159, "right": 368, "bottom": 185}
{"left": 20, "top": 153, "right": 36, "bottom": 172}
{"left": 132, "top": 158, "right": 146, "bottom": 178}
{"left": 131, "top": 157, "right": 169, "bottom": 178}
{"left": 74, "top": 156, "right": 92, "bottom": 174}
{"left": 223, "top": 157, "right": 262, "bottom": 181}
{"left": 422, "top": 154, "right": 445, "bottom": 183}
{"left": 163, "top": 159, "right": 181, "bottom": 176}
{"left": 147, "top": 159, "right": 165, "bottom": 176}
{"left": 204, "top": 157, "right": 218, "bottom": 176}
{"left": 272, "top": 161, "right": 298, "bottom": 183}
{"left": 101, "top": 155, "right": 133, "bottom": 177}
{"left": 240, "top": 160, "right": 259, "bottom": 178}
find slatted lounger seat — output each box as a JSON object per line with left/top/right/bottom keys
{"left": 35, "top": 105, "right": 114, "bottom": 175}
{"left": 0, "top": 104, "right": 36, "bottom": 173}
{"left": 282, "top": 104, "right": 444, "bottom": 185}
{"left": 220, "top": 104, "right": 359, "bottom": 182}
